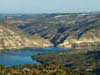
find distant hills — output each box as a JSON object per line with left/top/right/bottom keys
{"left": 0, "top": 13, "right": 100, "bottom": 49}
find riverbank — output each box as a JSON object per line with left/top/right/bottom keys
{"left": 0, "top": 49, "right": 99, "bottom": 75}
{"left": 0, "top": 48, "right": 85, "bottom": 75}
{"left": 0, "top": 47, "right": 69, "bottom": 67}
{"left": 0, "top": 48, "right": 100, "bottom": 75}
{"left": 32, "top": 49, "right": 100, "bottom": 75}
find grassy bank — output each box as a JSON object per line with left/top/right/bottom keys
{"left": 32, "top": 49, "right": 100, "bottom": 75}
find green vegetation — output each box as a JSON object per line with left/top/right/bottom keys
{"left": 0, "top": 64, "right": 90, "bottom": 75}
{"left": 0, "top": 48, "right": 99, "bottom": 75}
{"left": 32, "top": 49, "right": 100, "bottom": 75}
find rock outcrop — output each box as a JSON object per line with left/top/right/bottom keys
{"left": 58, "top": 29, "right": 100, "bottom": 48}
{"left": 58, "top": 14, "right": 100, "bottom": 48}
{"left": 0, "top": 25, "right": 52, "bottom": 50}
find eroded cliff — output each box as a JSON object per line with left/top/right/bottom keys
{"left": 0, "top": 24, "right": 52, "bottom": 50}
{"left": 58, "top": 14, "right": 100, "bottom": 48}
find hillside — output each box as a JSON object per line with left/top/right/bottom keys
{"left": 0, "top": 23, "right": 52, "bottom": 50}
{"left": 4, "top": 13, "right": 78, "bottom": 46}
{"left": 58, "top": 14, "right": 100, "bottom": 48}
{"left": 1, "top": 13, "right": 100, "bottom": 48}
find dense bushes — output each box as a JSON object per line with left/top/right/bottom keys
{"left": 0, "top": 64, "right": 89, "bottom": 75}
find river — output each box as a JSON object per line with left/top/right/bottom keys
{"left": 0, "top": 47, "right": 69, "bottom": 67}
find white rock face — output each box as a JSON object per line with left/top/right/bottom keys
{"left": 0, "top": 26, "right": 52, "bottom": 50}
{"left": 58, "top": 28, "right": 100, "bottom": 48}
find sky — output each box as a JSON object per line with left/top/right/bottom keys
{"left": 0, "top": 0, "right": 100, "bottom": 13}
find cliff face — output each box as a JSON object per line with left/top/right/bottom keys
{"left": 58, "top": 14, "right": 100, "bottom": 48}
{"left": 13, "top": 14, "right": 100, "bottom": 47}
{"left": 1, "top": 14, "right": 100, "bottom": 49}
{"left": 58, "top": 28, "right": 100, "bottom": 48}
{"left": 0, "top": 25, "right": 52, "bottom": 50}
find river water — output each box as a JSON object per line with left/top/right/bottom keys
{"left": 0, "top": 47, "right": 68, "bottom": 67}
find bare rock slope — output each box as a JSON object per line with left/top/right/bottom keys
{"left": 0, "top": 24, "right": 52, "bottom": 50}
{"left": 58, "top": 14, "right": 100, "bottom": 48}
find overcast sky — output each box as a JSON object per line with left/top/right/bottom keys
{"left": 0, "top": 0, "right": 100, "bottom": 13}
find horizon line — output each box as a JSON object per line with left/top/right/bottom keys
{"left": 0, "top": 11, "right": 100, "bottom": 14}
